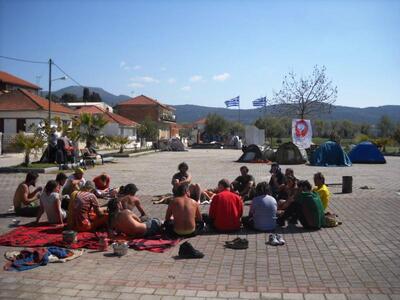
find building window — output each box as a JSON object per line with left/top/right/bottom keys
{"left": 0, "top": 119, "right": 3, "bottom": 133}
{"left": 16, "top": 118, "right": 26, "bottom": 132}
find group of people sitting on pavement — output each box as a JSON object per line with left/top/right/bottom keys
{"left": 12, "top": 161, "right": 331, "bottom": 239}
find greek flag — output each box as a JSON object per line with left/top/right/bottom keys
{"left": 224, "top": 96, "right": 240, "bottom": 108}
{"left": 252, "top": 97, "right": 267, "bottom": 107}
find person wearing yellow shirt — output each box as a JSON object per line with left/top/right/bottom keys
{"left": 313, "top": 172, "right": 330, "bottom": 211}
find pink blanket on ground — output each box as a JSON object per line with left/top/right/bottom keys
{"left": 0, "top": 223, "right": 180, "bottom": 253}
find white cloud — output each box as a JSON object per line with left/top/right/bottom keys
{"left": 142, "top": 76, "right": 159, "bottom": 83}
{"left": 190, "top": 75, "right": 203, "bottom": 82}
{"left": 181, "top": 86, "right": 191, "bottom": 91}
{"left": 130, "top": 76, "right": 160, "bottom": 83}
{"left": 133, "top": 65, "right": 141, "bottom": 70}
{"left": 119, "top": 61, "right": 131, "bottom": 71}
{"left": 128, "top": 82, "right": 144, "bottom": 88}
{"left": 213, "top": 72, "right": 231, "bottom": 81}
{"left": 167, "top": 78, "right": 176, "bottom": 84}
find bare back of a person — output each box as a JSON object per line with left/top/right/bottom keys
{"left": 170, "top": 196, "right": 198, "bottom": 233}
{"left": 112, "top": 210, "right": 147, "bottom": 237}
{"left": 13, "top": 183, "right": 27, "bottom": 209}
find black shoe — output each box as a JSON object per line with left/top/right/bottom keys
{"left": 178, "top": 242, "right": 204, "bottom": 259}
{"left": 225, "top": 238, "right": 248, "bottom": 249}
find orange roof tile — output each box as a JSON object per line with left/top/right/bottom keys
{"left": 0, "top": 71, "right": 40, "bottom": 90}
{"left": 76, "top": 105, "right": 139, "bottom": 127}
{"left": 194, "top": 118, "right": 207, "bottom": 125}
{"left": 117, "top": 94, "right": 175, "bottom": 111}
{"left": 0, "top": 89, "right": 77, "bottom": 114}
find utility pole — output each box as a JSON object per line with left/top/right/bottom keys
{"left": 47, "top": 58, "right": 52, "bottom": 162}
{"left": 48, "top": 58, "right": 52, "bottom": 127}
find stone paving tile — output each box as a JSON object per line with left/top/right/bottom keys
{"left": 97, "top": 291, "right": 121, "bottom": 299}
{"left": 57, "top": 288, "right": 80, "bottom": 297}
{"left": 118, "top": 293, "right": 142, "bottom": 299}
{"left": 368, "top": 295, "right": 391, "bottom": 300}
{"left": 162, "top": 296, "right": 184, "bottom": 300}
{"left": 282, "top": 294, "right": 304, "bottom": 300}
{"left": 177, "top": 290, "right": 198, "bottom": 297}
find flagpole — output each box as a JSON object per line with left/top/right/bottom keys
{"left": 238, "top": 96, "right": 241, "bottom": 123}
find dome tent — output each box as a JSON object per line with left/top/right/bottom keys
{"left": 237, "top": 144, "right": 263, "bottom": 162}
{"left": 310, "top": 141, "right": 352, "bottom": 167}
{"left": 348, "top": 141, "right": 386, "bottom": 164}
{"left": 275, "top": 142, "right": 307, "bottom": 165}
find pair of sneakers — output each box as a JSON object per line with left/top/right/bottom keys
{"left": 267, "top": 234, "right": 285, "bottom": 246}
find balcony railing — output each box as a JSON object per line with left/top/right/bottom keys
{"left": 160, "top": 114, "right": 176, "bottom": 122}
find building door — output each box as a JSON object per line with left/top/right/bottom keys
{"left": 16, "top": 118, "right": 26, "bottom": 132}
{"left": 0, "top": 119, "right": 4, "bottom": 133}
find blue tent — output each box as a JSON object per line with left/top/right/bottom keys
{"left": 348, "top": 141, "right": 386, "bottom": 164}
{"left": 310, "top": 141, "right": 352, "bottom": 167}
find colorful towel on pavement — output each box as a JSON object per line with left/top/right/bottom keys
{"left": 0, "top": 223, "right": 179, "bottom": 253}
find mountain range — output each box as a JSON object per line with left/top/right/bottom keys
{"left": 52, "top": 86, "right": 400, "bottom": 125}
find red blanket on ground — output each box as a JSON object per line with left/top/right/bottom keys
{"left": 0, "top": 223, "right": 180, "bottom": 253}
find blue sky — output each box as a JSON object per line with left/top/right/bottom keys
{"left": 0, "top": 0, "right": 399, "bottom": 109}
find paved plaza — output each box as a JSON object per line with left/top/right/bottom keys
{"left": 0, "top": 149, "right": 399, "bottom": 300}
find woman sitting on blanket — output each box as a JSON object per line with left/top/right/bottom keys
{"left": 36, "top": 180, "right": 66, "bottom": 225}
{"left": 67, "top": 181, "right": 108, "bottom": 232}
{"left": 107, "top": 198, "right": 161, "bottom": 237}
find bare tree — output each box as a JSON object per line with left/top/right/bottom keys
{"left": 273, "top": 65, "right": 337, "bottom": 119}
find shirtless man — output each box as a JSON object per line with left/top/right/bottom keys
{"left": 13, "top": 172, "right": 42, "bottom": 217}
{"left": 164, "top": 183, "right": 203, "bottom": 237}
{"left": 118, "top": 183, "right": 147, "bottom": 219}
{"left": 171, "top": 162, "right": 201, "bottom": 202}
{"left": 62, "top": 168, "right": 86, "bottom": 196}
{"left": 108, "top": 199, "right": 161, "bottom": 237}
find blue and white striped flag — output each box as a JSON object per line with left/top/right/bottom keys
{"left": 224, "top": 96, "right": 240, "bottom": 108}
{"left": 252, "top": 97, "right": 267, "bottom": 107}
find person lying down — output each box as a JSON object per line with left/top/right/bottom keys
{"left": 107, "top": 198, "right": 161, "bottom": 238}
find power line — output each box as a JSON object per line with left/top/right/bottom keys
{"left": 53, "top": 62, "right": 83, "bottom": 87}
{"left": 0, "top": 55, "right": 47, "bottom": 64}
{"left": 1, "top": 55, "right": 85, "bottom": 87}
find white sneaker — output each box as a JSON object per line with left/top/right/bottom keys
{"left": 267, "top": 234, "right": 279, "bottom": 246}
{"left": 275, "top": 234, "right": 285, "bottom": 245}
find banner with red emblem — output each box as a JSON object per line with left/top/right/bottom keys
{"left": 292, "top": 119, "right": 312, "bottom": 149}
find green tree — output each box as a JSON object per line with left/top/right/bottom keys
{"left": 83, "top": 87, "right": 90, "bottom": 102}
{"left": 109, "top": 135, "right": 131, "bottom": 153}
{"left": 393, "top": 123, "right": 400, "bottom": 145}
{"left": 204, "top": 113, "right": 229, "bottom": 138}
{"left": 79, "top": 113, "right": 109, "bottom": 147}
{"left": 273, "top": 65, "right": 337, "bottom": 119}
{"left": 228, "top": 121, "right": 245, "bottom": 137}
{"left": 337, "top": 120, "right": 356, "bottom": 139}
{"left": 45, "top": 93, "right": 60, "bottom": 102}
{"left": 359, "top": 123, "right": 371, "bottom": 136}
{"left": 60, "top": 93, "right": 78, "bottom": 103}
{"left": 89, "top": 92, "right": 102, "bottom": 102}
{"left": 254, "top": 117, "right": 285, "bottom": 147}
{"left": 377, "top": 115, "right": 394, "bottom": 137}
{"left": 11, "top": 132, "right": 46, "bottom": 166}
{"left": 138, "top": 117, "right": 158, "bottom": 141}
{"left": 313, "top": 119, "right": 325, "bottom": 137}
